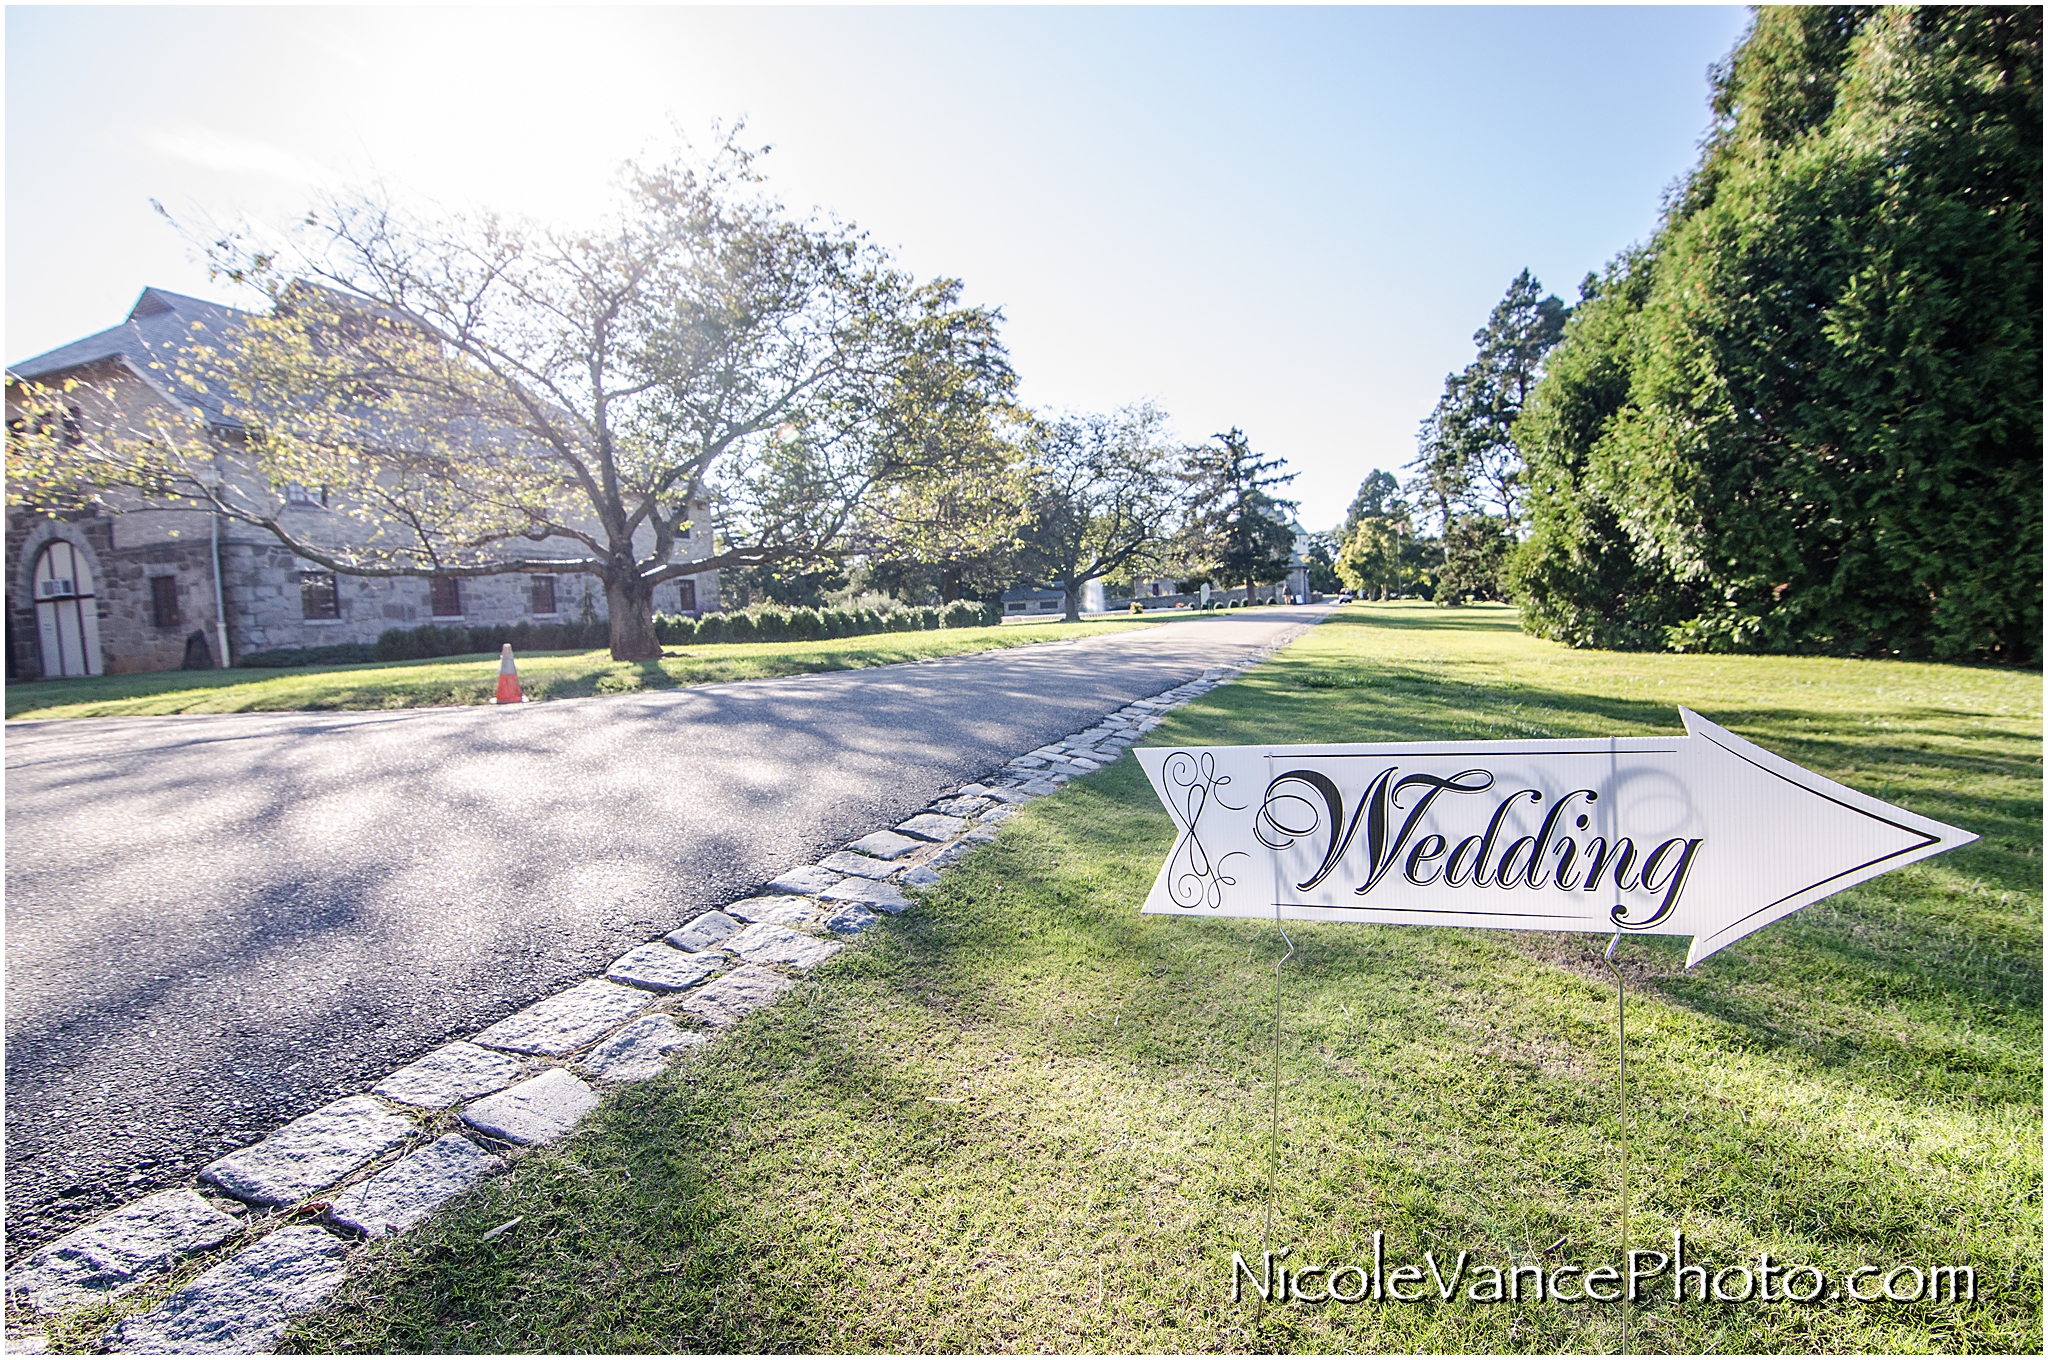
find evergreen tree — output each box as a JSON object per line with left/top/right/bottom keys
{"left": 1513, "top": 6, "right": 2041, "bottom": 661}
{"left": 1343, "top": 469, "right": 1402, "bottom": 537}
{"left": 1408, "top": 270, "right": 1569, "bottom": 599}
{"left": 1182, "top": 428, "right": 1299, "bottom": 602}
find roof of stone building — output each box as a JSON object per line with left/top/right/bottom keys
{"left": 8, "top": 287, "right": 257, "bottom": 429}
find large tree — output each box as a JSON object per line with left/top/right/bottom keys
{"left": 8, "top": 136, "right": 1018, "bottom": 659}
{"left": 1335, "top": 475, "right": 1435, "bottom": 600}
{"left": 1181, "top": 427, "right": 1298, "bottom": 602}
{"left": 1016, "top": 404, "right": 1186, "bottom": 622}
{"left": 1405, "top": 271, "right": 1569, "bottom": 603}
{"left": 1342, "top": 468, "right": 1401, "bottom": 538}
{"left": 1512, "top": 7, "right": 2041, "bottom": 661}
{"left": 1407, "top": 270, "right": 1570, "bottom": 528}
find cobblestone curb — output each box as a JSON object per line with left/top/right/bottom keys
{"left": 6, "top": 624, "right": 1312, "bottom": 1353}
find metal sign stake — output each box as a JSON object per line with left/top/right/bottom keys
{"left": 1257, "top": 835, "right": 1296, "bottom": 1323}
{"left": 1602, "top": 932, "right": 1630, "bottom": 1356}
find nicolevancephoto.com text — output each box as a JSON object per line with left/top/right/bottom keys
{"left": 1233, "top": 1233, "right": 1979, "bottom": 1307}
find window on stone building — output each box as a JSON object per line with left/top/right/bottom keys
{"left": 676, "top": 580, "right": 697, "bottom": 612}
{"left": 300, "top": 571, "right": 340, "bottom": 619}
{"left": 429, "top": 575, "right": 463, "bottom": 618}
{"left": 285, "top": 483, "right": 328, "bottom": 507}
{"left": 149, "top": 575, "right": 181, "bottom": 628}
{"left": 529, "top": 574, "right": 557, "bottom": 615}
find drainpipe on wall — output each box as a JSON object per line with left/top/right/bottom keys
{"left": 210, "top": 509, "right": 231, "bottom": 668}
{"left": 208, "top": 456, "right": 232, "bottom": 668}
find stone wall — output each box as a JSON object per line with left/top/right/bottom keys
{"left": 220, "top": 547, "right": 718, "bottom": 660}
{"left": 96, "top": 540, "right": 221, "bottom": 674}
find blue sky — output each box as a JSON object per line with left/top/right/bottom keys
{"left": 7, "top": 5, "right": 1753, "bottom": 528}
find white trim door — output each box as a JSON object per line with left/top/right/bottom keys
{"left": 32, "top": 540, "right": 103, "bottom": 678}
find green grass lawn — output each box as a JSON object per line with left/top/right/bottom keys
{"left": 256, "top": 601, "right": 2036, "bottom": 1353}
{"left": 1, "top": 615, "right": 1191, "bottom": 721}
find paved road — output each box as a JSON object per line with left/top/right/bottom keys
{"left": 5, "top": 606, "right": 1327, "bottom": 1253}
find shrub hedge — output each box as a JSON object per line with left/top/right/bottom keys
{"left": 237, "top": 643, "right": 380, "bottom": 668}
{"left": 372, "top": 619, "right": 612, "bottom": 662}
{"left": 667, "top": 600, "right": 996, "bottom": 645}
{"left": 362, "top": 601, "right": 1004, "bottom": 663}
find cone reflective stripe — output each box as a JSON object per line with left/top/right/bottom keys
{"left": 494, "top": 643, "right": 524, "bottom": 704}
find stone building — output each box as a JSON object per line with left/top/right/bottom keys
{"left": 6, "top": 288, "right": 717, "bottom": 678}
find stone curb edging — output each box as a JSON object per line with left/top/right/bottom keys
{"left": 6, "top": 625, "right": 1315, "bottom": 1354}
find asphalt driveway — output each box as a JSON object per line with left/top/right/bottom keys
{"left": 4, "top": 606, "right": 1326, "bottom": 1252}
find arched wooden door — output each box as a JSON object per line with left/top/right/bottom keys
{"left": 32, "top": 540, "right": 102, "bottom": 678}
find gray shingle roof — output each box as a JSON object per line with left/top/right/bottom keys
{"left": 8, "top": 287, "right": 257, "bottom": 429}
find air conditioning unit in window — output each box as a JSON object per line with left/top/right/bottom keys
{"left": 37, "top": 578, "right": 74, "bottom": 599}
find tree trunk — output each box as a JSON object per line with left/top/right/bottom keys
{"left": 606, "top": 573, "right": 662, "bottom": 661}
{"left": 942, "top": 565, "right": 962, "bottom": 603}
{"left": 1063, "top": 558, "right": 1083, "bottom": 622}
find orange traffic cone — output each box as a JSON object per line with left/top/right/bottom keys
{"left": 492, "top": 643, "right": 524, "bottom": 704}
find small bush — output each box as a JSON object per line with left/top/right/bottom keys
{"left": 941, "top": 600, "right": 998, "bottom": 629}
{"left": 377, "top": 625, "right": 460, "bottom": 661}
{"left": 723, "top": 611, "right": 758, "bottom": 643}
{"left": 752, "top": 605, "right": 790, "bottom": 642}
{"left": 654, "top": 614, "right": 699, "bottom": 645}
{"left": 1130, "top": 601, "right": 1145, "bottom": 614}
{"left": 786, "top": 606, "right": 822, "bottom": 641}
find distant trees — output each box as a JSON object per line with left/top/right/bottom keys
{"left": 1181, "top": 428, "right": 1299, "bottom": 603}
{"left": 1343, "top": 469, "right": 1402, "bottom": 538}
{"left": 1017, "top": 404, "right": 1185, "bottom": 622}
{"left": 1407, "top": 269, "right": 1570, "bottom": 602}
{"left": 1511, "top": 6, "right": 2040, "bottom": 661}
{"left": 1335, "top": 470, "right": 1435, "bottom": 600}
{"left": 1302, "top": 531, "right": 1343, "bottom": 594}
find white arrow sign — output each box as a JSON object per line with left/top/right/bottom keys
{"left": 1135, "top": 708, "right": 1975, "bottom": 966}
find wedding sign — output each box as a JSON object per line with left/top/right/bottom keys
{"left": 1135, "top": 708, "right": 1974, "bottom": 966}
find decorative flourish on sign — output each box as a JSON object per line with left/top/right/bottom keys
{"left": 1164, "top": 751, "right": 1247, "bottom": 909}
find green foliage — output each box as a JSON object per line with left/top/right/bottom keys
{"left": 1515, "top": 7, "right": 2042, "bottom": 661}
{"left": 9, "top": 135, "right": 1024, "bottom": 664}
{"left": 1402, "top": 270, "right": 1569, "bottom": 605}
{"left": 1018, "top": 405, "right": 1189, "bottom": 622}
{"left": 1342, "top": 468, "right": 1402, "bottom": 538}
{"left": 941, "top": 600, "right": 998, "bottom": 628}
{"left": 1408, "top": 270, "right": 1570, "bottom": 529}
{"left": 1434, "top": 514, "right": 1514, "bottom": 604}
{"left": 1336, "top": 473, "right": 1440, "bottom": 601}
{"left": 1336, "top": 516, "right": 1435, "bottom": 600}
{"left": 1182, "top": 427, "right": 1299, "bottom": 598}
{"left": 732, "top": 560, "right": 850, "bottom": 610}
{"left": 1301, "top": 531, "right": 1343, "bottom": 592}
